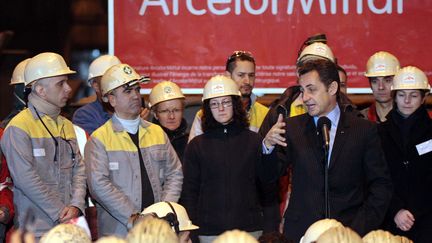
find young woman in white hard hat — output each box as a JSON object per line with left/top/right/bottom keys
{"left": 181, "top": 75, "right": 270, "bottom": 243}
{"left": 378, "top": 66, "right": 432, "bottom": 243}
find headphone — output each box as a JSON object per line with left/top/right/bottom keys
{"left": 160, "top": 201, "right": 180, "bottom": 234}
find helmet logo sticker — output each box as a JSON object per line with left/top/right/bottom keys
{"left": 123, "top": 66, "right": 132, "bottom": 75}
{"left": 374, "top": 64, "right": 386, "bottom": 72}
{"left": 211, "top": 84, "right": 225, "bottom": 95}
{"left": 164, "top": 86, "right": 173, "bottom": 94}
{"left": 403, "top": 75, "right": 415, "bottom": 84}
{"left": 315, "top": 46, "right": 326, "bottom": 54}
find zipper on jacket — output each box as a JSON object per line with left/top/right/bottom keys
{"left": 223, "top": 126, "right": 231, "bottom": 225}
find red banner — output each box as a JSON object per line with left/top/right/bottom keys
{"left": 110, "top": 0, "right": 432, "bottom": 93}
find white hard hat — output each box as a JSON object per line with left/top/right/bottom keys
{"left": 10, "top": 58, "right": 31, "bottom": 85}
{"left": 142, "top": 201, "right": 198, "bottom": 232}
{"left": 40, "top": 224, "right": 91, "bottom": 243}
{"left": 300, "top": 219, "right": 343, "bottom": 243}
{"left": 392, "top": 66, "right": 430, "bottom": 91}
{"left": 100, "top": 63, "right": 144, "bottom": 102}
{"left": 24, "top": 52, "right": 76, "bottom": 87}
{"left": 127, "top": 217, "right": 178, "bottom": 243}
{"left": 364, "top": 51, "right": 400, "bottom": 77}
{"left": 316, "top": 226, "right": 362, "bottom": 243}
{"left": 202, "top": 75, "right": 240, "bottom": 101}
{"left": 363, "top": 230, "right": 401, "bottom": 243}
{"left": 88, "top": 55, "right": 121, "bottom": 84}
{"left": 149, "top": 81, "right": 185, "bottom": 108}
{"left": 213, "top": 230, "right": 258, "bottom": 243}
{"left": 298, "top": 42, "right": 335, "bottom": 64}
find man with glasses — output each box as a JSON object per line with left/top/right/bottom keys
{"left": 1, "top": 52, "right": 87, "bottom": 240}
{"left": 85, "top": 64, "right": 183, "bottom": 237}
{"left": 149, "top": 81, "right": 188, "bottom": 163}
{"left": 188, "top": 51, "right": 269, "bottom": 141}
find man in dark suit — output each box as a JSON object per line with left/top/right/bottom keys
{"left": 263, "top": 59, "right": 393, "bottom": 242}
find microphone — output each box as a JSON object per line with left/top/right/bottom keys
{"left": 317, "top": 116, "right": 332, "bottom": 218}
{"left": 317, "top": 117, "right": 331, "bottom": 151}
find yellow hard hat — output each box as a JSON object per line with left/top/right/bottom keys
{"left": 24, "top": 52, "right": 76, "bottom": 87}
{"left": 149, "top": 81, "right": 185, "bottom": 108}
{"left": 127, "top": 217, "right": 178, "bottom": 243}
{"left": 365, "top": 51, "right": 400, "bottom": 77}
{"left": 202, "top": 75, "right": 240, "bottom": 101}
{"left": 101, "top": 63, "right": 144, "bottom": 102}
{"left": 40, "top": 224, "right": 91, "bottom": 243}
{"left": 88, "top": 55, "right": 121, "bottom": 84}
{"left": 392, "top": 66, "right": 430, "bottom": 91}
{"left": 213, "top": 230, "right": 258, "bottom": 243}
{"left": 298, "top": 42, "right": 335, "bottom": 64}
{"left": 363, "top": 230, "right": 399, "bottom": 243}
{"left": 142, "top": 201, "right": 198, "bottom": 232}
{"left": 10, "top": 58, "right": 31, "bottom": 85}
{"left": 300, "top": 219, "right": 343, "bottom": 243}
{"left": 316, "top": 226, "right": 362, "bottom": 243}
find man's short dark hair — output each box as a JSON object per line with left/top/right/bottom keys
{"left": 201, "top": 95, "right": 249, "bottom": 132}
{"left": 225, "top": 51, "right": 256, "bottom": 73}
{"left": 297, "top": 59, "right": 340, "bottom": 96}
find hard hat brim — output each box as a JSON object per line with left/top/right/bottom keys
{"left": 9, "top": 80, "right": 25, "bottom": 85}
{"left": 364, "top": 72, "right": 396, "bottom": 78}
{"left": 26, "top": 69, "right": 76, "bottom": 87}
{"left": 102, "top": 76, "right": 149, "bottom": 101}
{"left": 180, "top": 224, "right": 199, "bottom": 232}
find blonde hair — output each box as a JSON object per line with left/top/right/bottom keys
{"left": 40, "top": 224, "right": 91, "bottom": 243}
{"left": 213, "top": 230, "right": 258, "bottom": 243}
{"left": 316, "top": 226, "right": 362, "bottom": 243}
{"left": 95, "top": 236, "right": 127, "bottom": 243}
{"left": 363, "top": 230, "right": 413, "bottom": 243}
{"left": 126, "top": 217, "right": 178, "bottom": 243}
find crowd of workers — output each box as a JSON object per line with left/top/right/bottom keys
{"left": 0, "top": 35, "right": 431, "bottom": 243}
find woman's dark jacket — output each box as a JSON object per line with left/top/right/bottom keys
{"left": 153, "top": 118, "right": 188, "bottom": 163}
{"left": 181, "top": 122, "right": 269, "bottom": 235}
{"left": 378, "top": 106, "right": 432, "bottom": 242}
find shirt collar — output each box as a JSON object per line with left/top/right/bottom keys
{"left": 313, "top": 103, "right": 341, "bottom": 128}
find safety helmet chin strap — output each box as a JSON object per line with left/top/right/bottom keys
{"left": 162, "top": 201, "right": 180, "bottom": 234}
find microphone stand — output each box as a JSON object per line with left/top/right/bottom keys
{"left": 324, "top": 143, "right": 330, "bottom": 218}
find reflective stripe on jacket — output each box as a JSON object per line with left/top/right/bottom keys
{"left": 85, "top": 115, "right": 183, "bottom": 237}
{"left": 0, "top": 105, "right": 86, "bottom": 237}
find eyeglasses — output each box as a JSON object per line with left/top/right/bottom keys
{"left": 209, "top": 100, "right": 233, "bottom": 110}
{"left": 156, "top": 108, "right": 183, "bottom": 116}
{"left": 227, "top": 50, "right": 255, "bottom": 63}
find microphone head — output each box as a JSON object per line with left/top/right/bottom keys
{"left": 317, "top": 116, "right": 332, "bottom": 131}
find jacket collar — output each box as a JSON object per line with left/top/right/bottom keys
{"left": 152, "top": 118, "right": 188, "bottom": 138}
{"left": 111, "top": 114, "right": 151, "bottom": 133}
{"left": 28, "top": 102, "right": 64, "bottom": 127}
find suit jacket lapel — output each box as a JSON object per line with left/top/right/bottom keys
{"left": 304, "top": 115, "right": 325, "bottom": 168}
{"left": 329, "top": 110, "right": 349, "bottom": 169}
